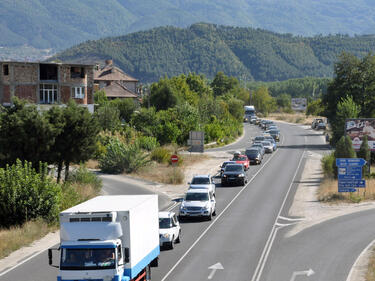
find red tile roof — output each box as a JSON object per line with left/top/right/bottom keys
{"left": 102, "top": 82, "right": 138, "bottom": 98}
{"left": 94, "top": 64, "right": 138, "bottom": 82}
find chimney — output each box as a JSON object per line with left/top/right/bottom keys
{"left": 105, "top": 59, "right": 113, "bottom": 66}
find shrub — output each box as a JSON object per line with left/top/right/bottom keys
{"left": 321, "top": 152, "right": 335, "bottom": 177}
{"left": 68, "top": 165, "right": 102, "bottom": 192}
{"left": 136, "top": 136, "right": 160, "bottom": 151}
{"left": 99, "top": 138, "right": 150, "bottom": 174}
{"left": 0, "top": 160, "right": 61, "bottom": 227}
{"left": 151, "top": 147, "right": 171, "bottom": 164}
{"left": 165, "top": 167, "right": 184, "bottom": 184}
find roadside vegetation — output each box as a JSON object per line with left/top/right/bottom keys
{"left": 366, "top": 247, "right": 375, "bottom": 281}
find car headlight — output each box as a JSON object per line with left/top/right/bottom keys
{"left": 238, "top": 174, "right": 245, "bottom": 177}
{"left": 223, "top": 174, "right": 227, "bottom": 178}
{"left": 162, "top": 233, "right": 170, "bottom": 238}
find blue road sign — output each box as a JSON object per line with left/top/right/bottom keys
{"left": 337, "top": 166, "right": 362, "bottom": 180}
{"left": 338, "top": 180, "right": 366, "bottom": 188}
{"left": 338, "top": 187, "right": 357, "bottom": 192}
{"left": 336, "top": 158, "right": 366, "bottom": 167}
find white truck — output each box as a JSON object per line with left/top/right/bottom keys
{"left": 244, "top": 105, "right": 256, "bottom": 122}
{"left": 48, "top": 195, "right": 159, "bottom": 281}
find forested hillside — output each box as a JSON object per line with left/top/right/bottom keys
{"left": 1, "top": 0, "right": 375, "bottom": 51}
{"left": 53, "top": 24, "right": 375, "bottom": 82}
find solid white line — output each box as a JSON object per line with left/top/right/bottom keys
{"left": 278, "top": 216, "right": 305, "bottom": 222}
{"left": 165, "top": 201, "right": 178, "bottom": 212}
{"left": 0, "top": 248, "right": 46, "bottom": 277}
{"left": 346, "top": 239, "right": 375, "bottom": 281}
{"left": 251, "top": 136, "right": 306, "bottom": 281}
{"left": 160, "top": 134, "right": 283, "bottom": 281}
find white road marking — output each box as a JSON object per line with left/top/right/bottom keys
{"left": 251, "top": 136, "right": 306, "bottom": 281}
{"left": 346, "top": 239, "right": 375, "bottom": 281}
{"left": 290, "top": 268, "right": 315, "bottom": 281}
{"left": 207, "top": 262, "right": 224, "bottom": 279}
{"left": 160, "top": 134, "right": 284, "bottom": 281}
{"left": 278, "top": 216, "right": 305, "bottom": 222}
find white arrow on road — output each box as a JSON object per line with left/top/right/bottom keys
{"left": 208, "top": 262, "right": 224, "bottom": 279}
{"left": 290, "top": 269, "right": 315, "bottom": 281}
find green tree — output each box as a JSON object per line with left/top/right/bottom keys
{"left": 0, "top": 98, "right": 56, "bottom": 168}
{"left": 306, "top": 98, "right": 324, "bottom": 116}
{"left": 333, "top": 135, "right": 356, "bottom": 178}
{"left": 211, "top": 72, "right": 239, "bottom": 97}
{"left": 331, "top": 96, "right": 361, "bottom": 144}
{"left": 227, "top": 98, "right": 244, "bottom": 120}
{"left": 110, "top": 98, "right": 138, "bottom": 123}
{"left": 150, "top": 79, "right": 179, "bottom": 110}
{"left": 50, "top": 101, "right": 100, "bottom": 181}
{"left": 357, "top": 135, "right": 371, "bottom": 177}
{"left": 94, "top": 90, "right": 109, "bottom": 107}
{"left": 276, "top": 93, "right": 292, "bottom": 112}
{"left": 252, "top": 86, "right": 277, "bottom": 116}
{"left": 95, "top": 105, "right": 121, "bottom": 132}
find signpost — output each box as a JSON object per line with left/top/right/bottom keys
{"left": 336, "top": 158, "right": 366, "bottom": 192}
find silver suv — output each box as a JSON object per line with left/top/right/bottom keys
{"left": 188, "top": 174, "right": 216, "bottom": 196}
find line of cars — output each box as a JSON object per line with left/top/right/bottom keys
{"left": 159, "top": 174, "right": 216, "bottom": 249}
{"left": 158, "top": 120, "right": 280, "bottom": 250}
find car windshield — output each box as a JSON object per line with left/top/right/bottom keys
{"left": 269, "top": 130, "right": 279, "bottom": 134}
{"left": 191, "top": 177, "right": 210, "bottom": 184}
{"left": 159, "top": 218, "right": 172, "bottom": 229}
{"left": 222, "top": 162, "right": 233, "bottom": 168}
{"left": 246, "top": 149, "right": 258, "bottom": 155}
{"left": 252, "top": 144, "right": 263, "bottom": 148}
{"left": 254, "top": 136, "right": 264, "bottom": 141}
{"left": 238, "top": 156, "right": 247, "bottom": 161}
{"left": 225, "top": 165, "right": 243, "bottom": 172}
{"left": 60, "top": 248, "right": 115, "bottom": 270}
{"left": 262, "top": 141, "right": 271, "bottom": 146}
{"left": 186, "top": 192, "right": 209, "bottom": 201}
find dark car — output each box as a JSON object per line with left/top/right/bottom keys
{"left": 245, "top": 148, "right": 262, "bottom": 165}
{"left": 269, "top": 129, "right": 280, "bottom": 142}
{"left": 221, "top": 164, "right": 248, "bottom": 186}
{"left": 220, "top": 161, "right": 236, "bottom": 176}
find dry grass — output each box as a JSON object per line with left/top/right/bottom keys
{"left": 0, "top": 219, "right": 57, "bottom": 259}
{"left": 85, "top": 159, "right": 99, "bottom": 169}
{"left": 318, "top": 177, "right": 375, "bottom": 203}
{"left": 131, "top": 154, "right": 208, "bottom": 185}
{"left": 268, "top": 113, "right": 319, "bottom": 125}
{"left": 366, "top": 247, "right": 375, "bottom": 281}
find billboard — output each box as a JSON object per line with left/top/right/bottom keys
{"left": 345, "top": 119, "right": 375, "bottom": 151}
{"left": 291, "top": 98, "right": 307, "bottom": 111}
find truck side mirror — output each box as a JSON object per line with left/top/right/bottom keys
{"left": 124, "top": 247, "right": 130, "bottom": 263}
{"left": 48, "top": 249, "right": 53, "bottom": 265}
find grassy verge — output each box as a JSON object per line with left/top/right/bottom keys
{"left": 366, "top": 247, "right": 375, "bottom": 281}
{"left": 318, "top": 177, "right": 375, "bottom": 203}
{"left": 0, "top": 219, "right": 57, "bottom": 259}
{"left": 268, "top": 113, "right": 319, "bottom": 125}
{"left": 131, "top": 154, "right": 208, "bottom": 184}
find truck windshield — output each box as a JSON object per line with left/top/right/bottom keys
{"left": 60, "top": 248, "right": 115, "bottom": 270}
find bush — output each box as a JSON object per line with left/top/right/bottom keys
{"left": 68, "top": 165, "right": 102, "bottom": 192}
{"left": 0, "top": 160, "right": 61, "bottom": 227}
{"left": 150, "top": 147, "right": 171, "bottom": 164}
{"left": 99, "top": 138, "right": 150, "bottom": 174}
{"left": 136, "top": 136, "right": 160, "bottom": 151}
{"left": 165, "top": 167, "right": 184, "bottom": 184}
{"left": 321, "top": 152, "right": 335, "bottom": 177}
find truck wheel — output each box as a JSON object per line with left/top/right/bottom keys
{"left": 176, "top": 231, "right": 181, "bottom": 243}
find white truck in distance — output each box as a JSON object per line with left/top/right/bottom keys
{"left": 48, "top": 195, "right": 159, "bottom": 281}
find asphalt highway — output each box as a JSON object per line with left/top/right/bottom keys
{"left": 1, "top": 122, "right": 373, "bottom": 281}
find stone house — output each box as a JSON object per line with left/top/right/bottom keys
{"left": 0, "top": 61, "right": 95, "bottom": 112}
{"left": 94, "top": 60, "right": 140, "bottom": 101}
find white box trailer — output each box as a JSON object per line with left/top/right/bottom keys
{"left": 49, "top": 195, "right": 159, "bottom": 281}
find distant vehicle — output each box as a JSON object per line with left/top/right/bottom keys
{"left": 159, "top": 211, "right": 181, "bottom": 249}
{"left": 316, "top": 122, "right": 326, "bottom": 130}
{"left": 261, "top": 120, "right": 274, "bottom": 130}
{"left": 253, "top": 136, "right": 265, "bottom": 142}
{"left": 231, "top": 154, "right": 250, "bottom": 170}
{"left": 264, "top": 136, "right": 277, "bottom": 150}
{"left": 250, "top": 115, "right": 258, "bottom": 124}
{"left": 267, "top": 125, "right": 278, "bottom": 131}
{"left": 311, "top": 118, "right": 325, "bottom": 129}
{"left": 251, "top": 142, "right": 265, "bottom": 156}
{"left": 221, "top": 163, "right": 248, "bottom": 186}
{"left": 269, "top": 129, "right": 280, "bottom": 142}
{"left": 189, "top": 175, "right": 216, "bottom": 196}
{"left": 245, "top": 148, "right": 263, "bottom": 164}
{"left": 220, "top": 161, "right": 236, "bottom": 176}
{"left": 179, "top": 189, "right": 216, "bottom": 220}
{"left": 261, "top": 141, "right": 273, "bottom": 153}
{"left": 244, "top": 105, "right": 256, "bottom": 122}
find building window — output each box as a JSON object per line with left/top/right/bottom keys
{"left": 40, "top": 64, "right": 58, "bottom": 81}
{"left": 3, "top": 65, "right": 9, "bottom": 76}
{"left": 70, "top": 67, "right": 85, "bottom": 78}
{"left": 39, "top": 84, "right": 58, "bottom": 104}
{"left": 72, "top": 86, "right": 85, "bottom": 99}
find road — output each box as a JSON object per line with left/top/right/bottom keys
{"left": 1, "top": 121, "right": 374, "bottom": 281}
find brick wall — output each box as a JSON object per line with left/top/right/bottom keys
{"left": 13, "top": 64, "right": 38, "bottom": 83}
{"left": 3, "top": 85, "right": 10, "bottom": 103}
{"left": 60, "top": 86, "right": 71, "bottom": 103}
{"left": 15, "top": 85, "right": 37, "bottom": 102}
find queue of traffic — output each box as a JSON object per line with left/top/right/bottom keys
{"left": 158, "top": 116, "right": 281, "bottom": 252}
